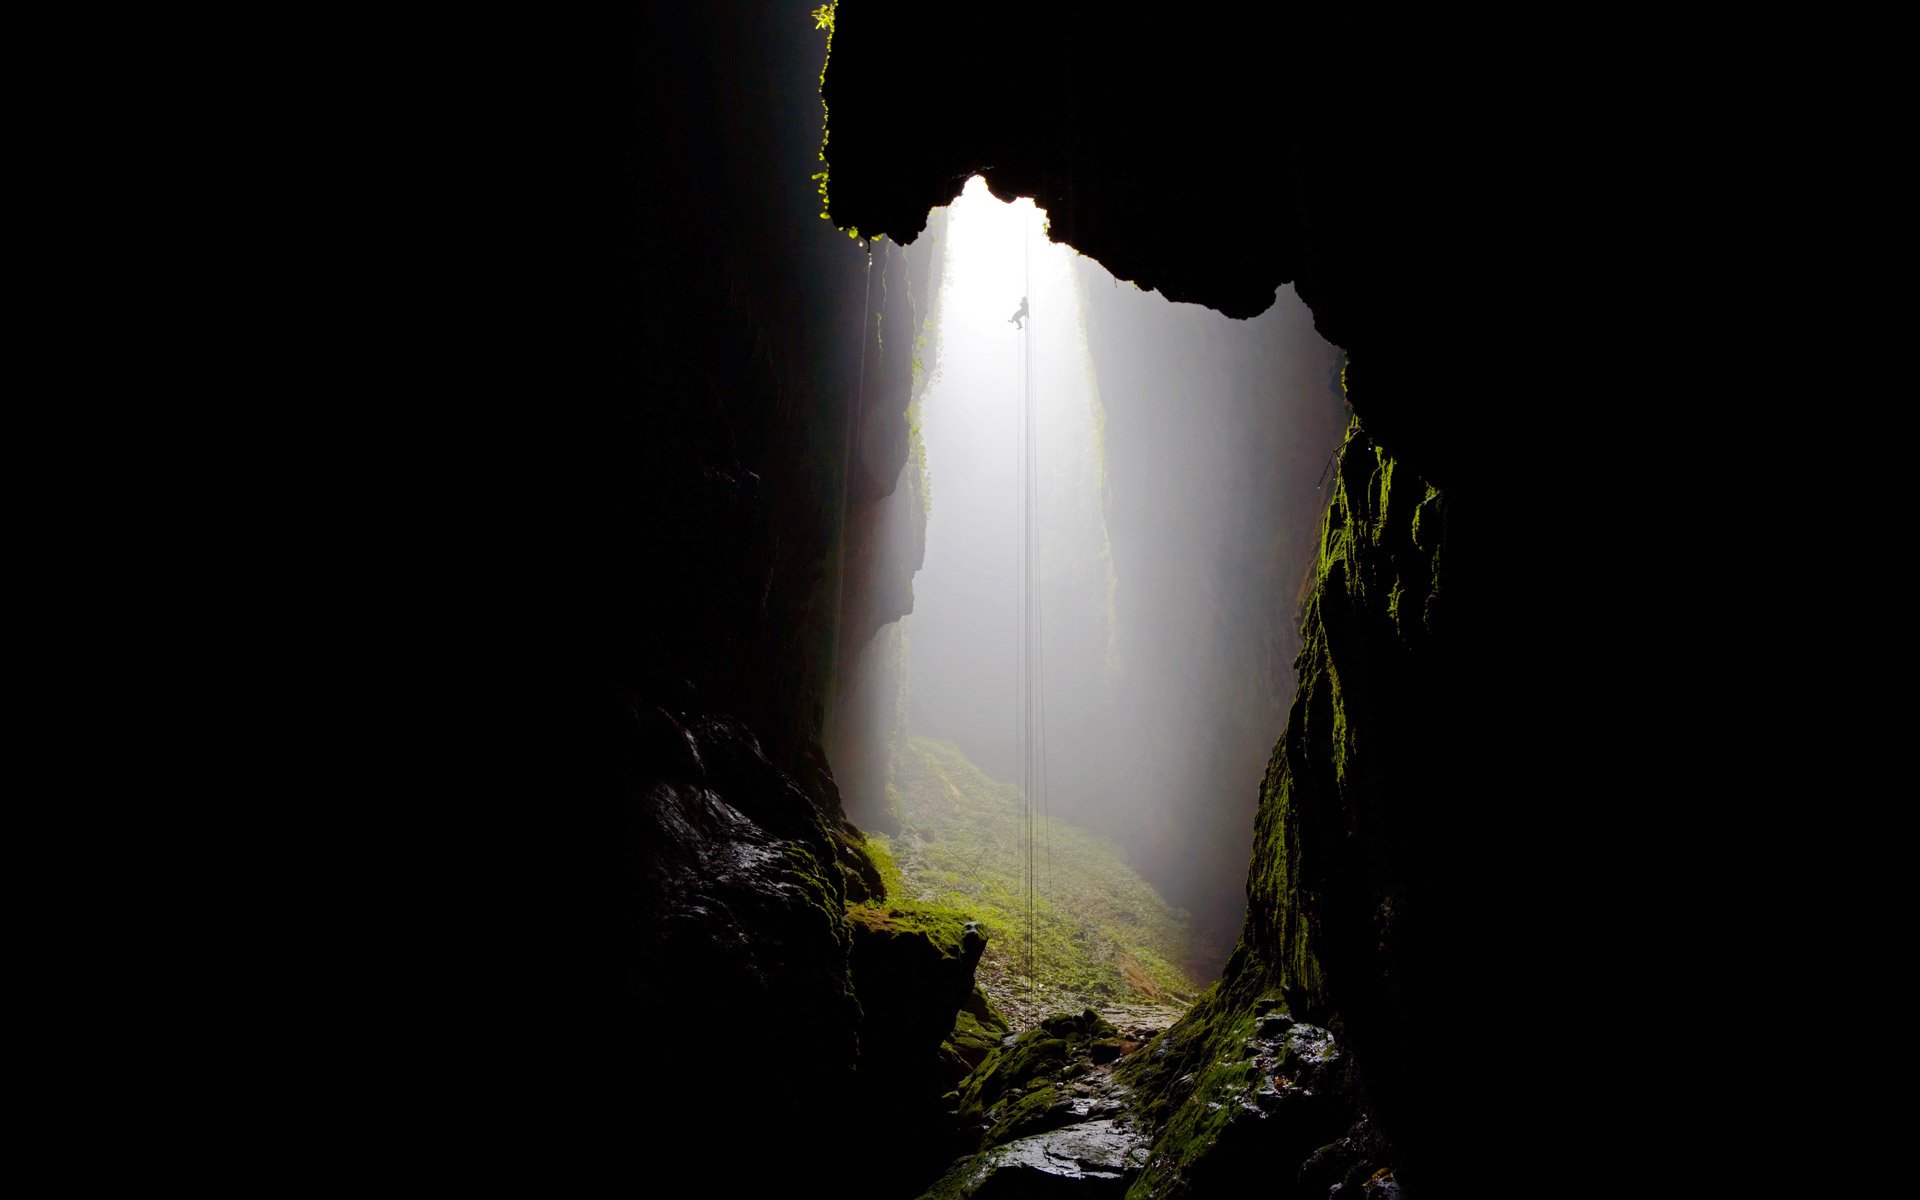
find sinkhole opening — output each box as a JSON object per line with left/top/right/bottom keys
{"left": 831, "top": 176, "right": 1348, "bottom": 1028}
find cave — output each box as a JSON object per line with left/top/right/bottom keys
{"left": 394, "top": 3, "right": 1738, "bottom": 1196}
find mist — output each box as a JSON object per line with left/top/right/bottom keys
{"left": 840, "top": 177, "right": 1347, "bottom": 973}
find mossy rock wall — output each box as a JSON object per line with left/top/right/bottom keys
{"left": 840, "top": 903, "right": 992, "bottom": 1196}
{"left": 1244, "top": 418, "right": 1445, "bottom": 1026}
{"left": 1122, "top": 418, "right": 1444, "bottom": 1195}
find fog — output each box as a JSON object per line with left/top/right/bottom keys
{"left": 857, "top": 178, "right": 1347, "bottom": 970}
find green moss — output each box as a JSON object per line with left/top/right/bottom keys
{"left": 783, "top": 843, "right": 846, "bottom": 924}
{"left": 810, "top": 4, "right": 861, "bottom": 239}
{"left": 850, "top": 832, "right": 990, "bottom": 965}
{"left": 905, "top": 210, "right": 948, "bottom": 521}
{"left": 945, "top": 1011, "right": 1002, "bottom": 1071}
{"left": 906, "top": 397, "right": 932, "bottom": 520}
{"left": 919, "top": 1154, "right": 991, "bottom": 1200}
{"left": 1134, "top": 1026, "right": 1258, "bottom": 1188}
{"left": 1115, "top": 417, "right": 1446, "bottom": 1195}
{"left": 864, "top": 830, "right": 907, "bottom": 896}
{"left": 985, "top": 1084, "right": 1064, "bottom": 1143}
{"left": 765, "top": 843, "right": 855, "bottom": 1002}
{"left": 1112, "top": 976, "right": 1302, "bottom": 1198}
{"left": 952, "top": 1008, "right": 1118, "bottom": 1146}
{"left": 811, "top": 7, "right": 835, "bottom": 218}
{"left": 1068, "top": 266, "right": 1120, "bottom": 676}
{"left": 846, "top": 897, "right": 975, "bottom": 961}
{"left": 939, "top": 983, "right": 1012, "bottom": 1080}
{"left": 884, "top": 737, "right": 1199, "bottom": 1008}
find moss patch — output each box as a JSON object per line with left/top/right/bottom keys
{"left": 1116, "top": 418, "right": 1442, "bottom": 1195}
{"left": 954, "top": 1009, "right": 1121, "bottom": 1145}
{"left": 884, "top": 737, "right": 1199, "bottom": 1012}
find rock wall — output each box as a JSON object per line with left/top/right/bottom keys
{"left": 1117, "top": 420, "right": 1444, "bottom": 1193}
{"left": 821, "top": 5, "right": 1563, "bottom": 487}
{"left": 447, "top": 7, "right": 971, "bottom": 1190}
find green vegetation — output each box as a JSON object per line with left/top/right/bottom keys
{"left": 905, "top": 302, "right": 932, "bottom": 512}
{"left": 1117, "top": 981, "right": 1266, "bottom": 1195}
{"left": 1114, "top": 419, "right": 1446, "bottom": 1194}
{"left": 843, "top": 899, "right": 974, "bottom": 958}
{"left": 918, "top": 1009, "right": 1135, "bottom": 1199}
{"left": 956, "top": 1009, "right": 1119, "bottom": 1141}
{"left": 905, "top": 398, "right": 931, "bottom": 521}
{"left": 809, "top": 3, "right": 864, "bottom": 240}
{"left": 944, "top": 985, "right": 1011, "bottom": 1074}
{"left": 905, "top": 213, "right": 946, "bottom": 520}
{"left": 1068, "top": 265, "right": 1121, "bottom": 677}
{"left": 811, "top": 5, "right": 834, "bottom": 220}
{"left": 851, "top": 833, "right": 976, "bottom": 954}
{"left": 870, "top": 736, "right": 1198, "bottom": 1010}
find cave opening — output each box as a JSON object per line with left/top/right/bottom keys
{"left": 827, "top": 176, "right": 1349, "bottom": 1034}
{"left": 589, "top": 7, "right": 1561, "bottom": 1194}
{"left": 438, "top": 6, "right": 1728, "bottom": 1195}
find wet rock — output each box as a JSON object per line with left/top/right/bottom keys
{"left": 1041, "top": 1010, "right": 1119, "bottom": 1040}
{"left": 1301, "top": 1136, "right": 1363, "bottom": 1194}
{"left": 1284, "top": 1023, "right": 1339, "bottom": 1068}
{"left": 1060, "top": 1088, "right": 1127, "bottom": 1122}
{"left": 957, "top": 1013, "right": 1130, "bottom": 1148}
{"left": 930, "top": 1002, "right": 1158, "bottom": 1193}
{"left": 945, "top": 985, "right": 1013, "bottom": 1075}
{"left": 1116, "top": 996, "right": 1376, "bottom": 1198}
{"left": 845, "top": 905, "right": 995, "bottom": 1191}
{"left": 924, "top": 1120, "right": 1150, "bottom": 1199}
{"left": 1306, "top": 1116, "right": 1400, "bottom": 1198}
{"left": 847, "top": 906, "right": 990, "bottom": 1071}
{"left": 980, "top": 1120, "right": 1149, "bottom": 1195}
{"left": 836, "top": 828, "right": 887, "bottom": 903}
{"left": 624, "top": 707, "right": 868, "bottom": 1191}
{"left": 950, "top": 1009, "right": 1010, "bottom": 1073}
{"left": 1331, "top": 1167, "right": 1404, "bottom": 1200}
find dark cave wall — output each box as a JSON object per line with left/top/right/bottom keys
{"left": 825, "top": 208, "right": 947, "bottom": 832}
{"left": 1239, "top": 424, "right": 1452, "bottom": 1178}
{"left": 499, "top": 5, "right": 958, "bottom": 1187}
{"left": 821, "top": 4, "right": 1530, "bottom": 487}
{"left": 1108, "top": 425, "right": 1499, "bottom": 1195}
{"left": 839, "top": 230, "right": 941, "bottom": 662}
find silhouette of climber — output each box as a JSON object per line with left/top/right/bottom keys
{"left": 1008, "top": 296, "right": 1029, "bottom": 330}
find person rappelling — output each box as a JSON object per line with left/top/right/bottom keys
{"left": 1008, "top": 296, "right": 1029, "bottom": 330}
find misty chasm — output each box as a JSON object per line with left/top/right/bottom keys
{"left": 622, "top": 371, "right": 1429, "bottom": 1199}
{"left": 625, "top": 418, "right": 1437, "bottom": 1199}
{"left": 896, "top": 419, "right": 1427, "bottom": 1198}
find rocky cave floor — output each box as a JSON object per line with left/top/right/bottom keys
{"left": 927, "top": 993, "right": 1398, "bottom": 1199}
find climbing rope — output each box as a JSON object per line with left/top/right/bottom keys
{"left": 1015, "top": 212, "right": 1051, "bottom": 1024}
{"left": 1023, "top": 217, "right": 1034, "bottom": 1015}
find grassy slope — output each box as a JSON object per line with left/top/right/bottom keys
{"left": 866, "top": 736, "right": 1198, "bottom": 1012}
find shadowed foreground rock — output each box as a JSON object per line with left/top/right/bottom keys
{"left": 922, "top": 1000, "right": 1394, "bottom": 1198}
{"left": 950, "top": 1120, "right": 1150, "bottom": 1198}
{"left": 924, "top": 1010, "right": 1154, "bottom": 1199}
